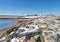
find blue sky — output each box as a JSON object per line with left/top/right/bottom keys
{"left": 0, "top": 0, "right": 60, "bottom": 16}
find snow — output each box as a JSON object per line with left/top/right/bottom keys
{"left": 54, "top": 20, "right": 60, "bottom": 23}
{"left": 10, "top": 38, "right": 20, "bottom": 42}
{"left": 28, "top": 29, "right": 38, "bottom": 32}
{"left": 9, "top": 31, "right": 14, "bottom": 35}
{"left": 18, "top": 27, "right": 29, "bottom": 31}
{"left": 34, "top": 25, "right": 39, "bottom": 29}
{"left": 19, "top": 29, "right": 38, "bottom": 35}
{"left": 0, "top": 39, "right": 1, "bottom": 41}
{"left": 1, "top": 37, "right": 6, "bottom": 41}
{"left": 38, "top": 19, "right": 45, "bottom": 22}
{"left": 23, "top": 16, "right": 39, "bottom": 18}
{"left": 1, "top": 37, "right": 7, "bottom": 42}
{"left": 34, "top": 18, "right": 46, "bottom": 23}
{"left": 43, "top": 30, "right": 54, "bottom": 33}
{"left": 43, "top": 30, "right": 58, "bottom": 40}
{"left": 39, "top": 24, "right": 47, "bottom": 28}
{"left": 18, "top": 24, "right": 39, "bottom": 36}
{"left": 48, "top": 26, "right": 55, "bottom": 30}
{"left": 52, "top": 32, "right": 58, "bottom": 40}
{"left": 28, "top": 25, "right": 39, "bottom": 29}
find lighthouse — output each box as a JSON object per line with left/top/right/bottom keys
{"left": 40, "top": 11, "right": 42, "bottom": 18}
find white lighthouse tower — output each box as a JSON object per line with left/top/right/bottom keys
{"left": 40, "top": 11, "right": 42, "bottom": 18}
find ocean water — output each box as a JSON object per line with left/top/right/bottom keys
{"left": 0, "top": 20, "right": 18, "bottom": 30}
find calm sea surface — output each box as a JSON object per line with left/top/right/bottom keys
{"left": 0, "top": 20, "right": 18, "bottom": 30}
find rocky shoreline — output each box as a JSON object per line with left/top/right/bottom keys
{"left": 0, "top": 17, "right": 32, "bottom": 37}
{"left": 0, "top": 15, "right": 60, "bottom": 42}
